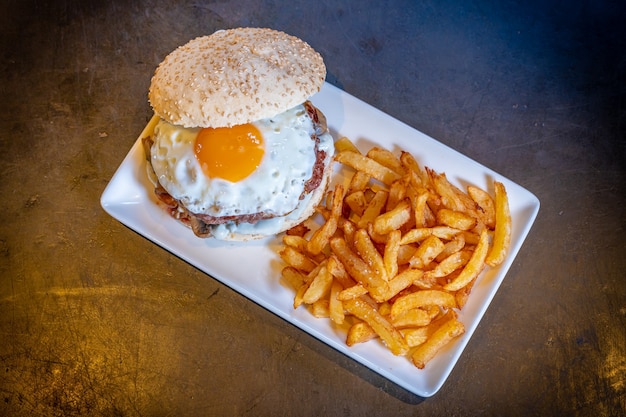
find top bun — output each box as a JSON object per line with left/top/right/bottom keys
{"left": 148, "top": 28, "right": 326, "bottom": 128}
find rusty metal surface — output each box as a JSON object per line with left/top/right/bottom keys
{"left": 1, "top": 0, "right": 625, "bottom": 415}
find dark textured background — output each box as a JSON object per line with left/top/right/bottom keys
{"left": 1, "top": 0, "right": 624, "bottom": 415}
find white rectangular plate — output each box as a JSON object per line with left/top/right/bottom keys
{"left": 101, "top": 82, "right": 539, "bottom": 397}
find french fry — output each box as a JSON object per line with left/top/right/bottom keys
{"left": 397, "top": 243, "right": 418, "bottom": 265}
{"left": 307, "top": 184, "right": 344, "bottom": 255}
{"left": 335, "top": 151, "right": 402, "bottom": 186}
{"left": 282, "top": 234, "right": 309, "bottom": 252}
{"left": 330, "top": 237, "right": 389, "bottom": 302}
{"left": 367, "top": 147, "right": 405, "bottom": 176}
{"left": 302, "top": 265, "right": 333, "bottom": 304}
{"left": 401, "top": 327, "right": 429, "bottom": 347}
{"left": 311, "top": 299, "right": 330, "bottom": 318}
{"left": 436, "top": 208, "right": 477, "bottom": 231}
{"left": 444, "top": 228, "right": 489, "bottom": 291}
{"left": 286, "top": 222, "right": 310, "bottom": 237}
{"left": 346, "top": 321, "right": 377, "bottom": 346}
{"left": 334, "top": 136, "right": 361, "bottom": 153}
{"left": 400, "top": 151, "right": 428, "bottom": 187}
{"left": 385, "top": 268, "right": 423, "bottom": 301}
{"left": 468, "top": 185, "right": 496, "bottom": 229}
{"left": 390, "top": 307, "right": 435, "bottom": 328}
{"left": 329, "top": 280, "right": 345, "bottom": 325}
{"left": 357, "top": 189, "right": 388, "bottom": 229}
{"left": 386, "top": 178, "right": 406, "bottom": 212}
{"left": 347, "top": 170, "right": 371, "bottom": 194}
{"left": 281, "top": 266, "right": 307, "bottom": 291}
{"left": 354, "top": 228, "right": 387, "bottom": 282}
{"left": 383, "top": 229, "right": 401, "bottom": 279}
{"left": 410, "top": 189, "right": 430, "bottom": 228}
{"left": 486, "top": 181, "right": 512, "bottom": 267}
{"left": 337, "top": 283, "right": 368, "bottom": 301}
{"left": 390, "top": 290, "right": 457, "bottom": 319}
{"left": 326, "top": 255, "right": 355, "bottom": 289}
{"left": 279, "top": 246, "right": 317, "bottom": 273}
{"left": 409, "top": 235, "right": 445, "bottom": 269}
{"left": 435, "top": 233, "right": 466, "bottom": 262}
{"left": 373, "top": 200, "right": 412, "bottom": 235}
{"left": 343, "top": 297, "right": 409, "bottom": 356}
{"left": 293, "top": 262, "right": 326, "bottom": 308}
{"left": 423, "top": 250, "right": 471, "bottom": 280}
{"left": 411, "top": 313, "right": 465, "bottom": 369}
{"left": 400, "top": 226, "right": 461, "bottom": 245}
{"left": 345, "top": 191, "right": 368, "bottom": 216}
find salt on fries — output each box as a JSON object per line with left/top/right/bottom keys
{"left": 278, "top": 137, "right": 512, "bottom": 369}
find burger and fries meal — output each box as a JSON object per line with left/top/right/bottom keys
{"left": 143, "top": 27, "right": 513, "bottom": 371}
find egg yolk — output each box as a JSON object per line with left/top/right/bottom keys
{"left": 194, "top": 123, "right": 264, "bottom": 182}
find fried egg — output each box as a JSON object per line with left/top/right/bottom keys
{"left": 150, "top": 104, "right": 329, "bottom": 222}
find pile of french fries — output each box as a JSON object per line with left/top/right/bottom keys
{"left": 279, "top": 137, "right": 512, "bottom": 369}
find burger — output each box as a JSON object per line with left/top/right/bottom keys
{"left": 142, "top": 28, "right": 334, "bottom": 241}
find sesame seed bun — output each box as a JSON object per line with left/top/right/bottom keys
{"left": 148, "top": 28, "right": 326, "bottom": 128}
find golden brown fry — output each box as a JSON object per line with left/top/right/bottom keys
{"left": 468, "top": 185, "right": 496, "bottom": 229}
{"left": 400, "top": 151, "right": 428, "bottom": 187}
{"left": 279, "top": 246, "right": 317, "bottom": 273}
{"left": 390, "top": 290, "right": 457, "bottom": 319}
{"left": 329, "top": 280, "right": 345, "bottom": 325}
{"left": 357, "top": 189, "right": 388, "bottom": 229}
{"left": 343, "top": 297, "right": 409, "bottom": 356}
{"left": 423, "top": 250, "right": 471, "bottom": 279}
{"left": 435, "top": 233, "right": 466, "bottom": 262}
{"left": 335, "top": 151, "right": 402, "bottom": 186}
{"left": 347, "top": 170, "right": 371, "bottom": 194}
{"left": 409, "top": 235, "right": 445, "bottom": 269}
{"left": 337, "top": 283, "right": 368, "bottom": 301}
{"left": 282, "top": 234, "right": 309, "bottom": 251}
{"left": 281, "top": 266, "right": 307, "bottom": 291}
{"left": 311, "top": 299, "right": 330, "bottom": 318}
{"left": 286, "top": 222, "right": 310, "bottom": 237}
{"left": 410, "top": 189, "right": 430, "bottom": 228}
{"left": 397, "top": 244, "right": 418, "bottom": 265}
{"left": 334, "top": 136, "right": 361, "bottom": 154}
{"left": 384, "top": 268, "right": 423, "bottom": 301}
{"left": 354, "top": 228, "right": 387, "bottom": 282}
{"left": 411, "top": 314, "right": 465, "bottom": 369}
{"left": 326, "top": 254, "right": 355, "bottom": 289}
{"left": 330, "top": 237, "right": 389, "bottom": 302}
{"left": 401, "top": 327, "right": 429, "bottom": 347}
{"left": 455, "top": 278, "right": 476, "bottom": 309}
{"left": 486, "top": 181, "right": 512, "bottom": 267}
{"left": 386, "top": 178, "right": 408, "bottom": 212}
{"left": 345, "top": 191, "right": 368, "bottom": 216}
{"left": 366, "top": 147, "right": 405, "bottom": 176}
{"left": 302, "top": 265, "right": 333, "bottom": 304}
{"left": 383, "top": 229, "right": 401, "bottom": 279}
{"left": 444, "top": 228, "right": 489, "bottom": 291}
{"left": 436, "top": 208, "right": 477, "bottom": 231}
{"left": 390, "top": 307, "right": 435, "bottom": 328}
{"left": 294, "top": 262, "right": 326, "bottom": 308}
{"left": 346, "top": 321, "right": 377, "bottom": 346}
{"left": 307, "top": 184, "right": 344, "bottom": 255}
{"left": 373, "top": 200, "right": 412, "bottom": 235}
{"left": 400, "top": 226, "right": 461, "bottom": 245}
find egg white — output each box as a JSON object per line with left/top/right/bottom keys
{"left": 150, "top": 104, "right": 329, "bottom": 223}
